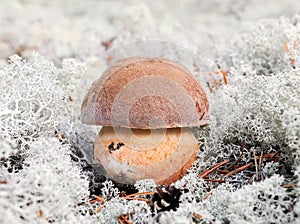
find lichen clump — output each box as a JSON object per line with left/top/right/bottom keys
{"left": 0, "top": 15, "right": 300, "bottom": 224}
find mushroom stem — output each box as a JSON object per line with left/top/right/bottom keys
{"left": 94, "top": 127, "right": 199, "bottom": 185}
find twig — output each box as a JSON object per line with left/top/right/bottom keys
{"left": 225, "top": 163, "right": 252, "bottom": 177}
{"left": 199, "top": 160, "right": 230, "bottom": 178}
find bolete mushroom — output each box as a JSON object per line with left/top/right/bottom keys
{"left": 81, "top": 57, "right": 209, "bottom": 185}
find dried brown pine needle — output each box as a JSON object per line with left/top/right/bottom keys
{"left": 283, "top": 40, "right": 297, "bottom": 67}
{"left": 199, "top": 160, "right": 230, "bottom": 178}
{"left": 284, "top": 40, "right": 290, "bottom": 53}
{"left": 248, "top": 174, "right": 255, "bottom": 184}
{"left": 38, "top": 210, "right": 43, "bottom": 217}
{"left": 221, "top": 70, "right": 228, "bottom": 84}
{"left": 217, "top": 169, "right": 230, "bottom": 174}
{"left": 101, "top": 37, "right": 116, "bottom": 50}
{"left": 258, "top": 151, "right": 263, "bottom": 169}
{"left": 68, "top": 96, "right": 73, "bottom": 102}
{"left": 282, "top": 183, "right": 297, "bottom": 188}
{"left": 106, "top": 54, "right": 114, "bottom": 63}
{"left": 253, "top": 151, "right": 259, "bottom": 180}
{"left": 89, "top": 200, "right": 97, "bottom": 204}
{"left": 90, "top": 195, "right": 105, "bottom": 204}
{"left": 203, "top": 179, "right": 226, "bottom": 183}
{"left": 226, "top": 154, "right": 244, "bottom": 170}
{"left": 94, "top": 205, "right": 104, "bottom": 214}
{"left": 118, "top": 215, "right": 131, "bottom": 224}
{"left": 124, "top": 197, "right": 150, "bottom": 202}
{"left": 0, "top": 180, "right": 8, "bottom": 184}
{"left": 201, "top": 192, "right": 212, "bottom": 200}
{"left": 225, "top": 162, "right": 252, "bottom": 177}
{"left": 210, "top": 64, "right": 229, "bottom": 85}
{"left": 120, "top": 191, "right": 154, "bottom": 203}
{"left": 193, "top": 62, "right": 200, "bottom": 72}
{"left": 193, "top": 213, "right": 202, "bottom": 219}
{"left": 270, "top": 149, "right": 281, "bottom": 160}
{"left": 125, "top": 191, "right": 155, "bottom": 198}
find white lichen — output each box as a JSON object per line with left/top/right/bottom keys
{"left": 0, "top": 138, "right": 90, "bottom": 224}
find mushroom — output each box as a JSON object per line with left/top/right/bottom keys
{"left": 81, "top": 57, "right": 209, "bottom": 185}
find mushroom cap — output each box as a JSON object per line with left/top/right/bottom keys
{"left": 94, "top": 127, "right": 198, "bottom": 185}
{"left": 81, "top": 57, "right": 209, "bottom": 129}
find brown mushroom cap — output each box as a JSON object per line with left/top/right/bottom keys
{"left": 94, "top": 127, "right": 198, "bottom": 185}
{"left": 81, "top": 57, "right": 209, "bottom": 129}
